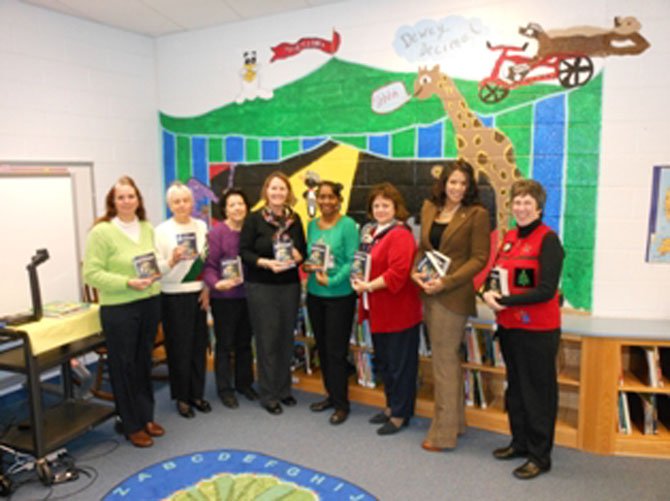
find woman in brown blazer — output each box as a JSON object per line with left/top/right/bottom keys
{"left": 412, "top": 160, "right": 490, "bottom": 451}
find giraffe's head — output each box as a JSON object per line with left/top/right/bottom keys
{"left": 414, "top": 65, "right": 443, "bottom": 100}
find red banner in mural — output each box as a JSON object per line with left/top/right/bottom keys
{"left": 271, "top": 30, "right": 341, "bottom": 62}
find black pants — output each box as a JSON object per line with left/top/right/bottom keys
{"left": 246, "top": 282, "right": 300, "bottom": 406}
{"left": 161, "top": 292, "right": 208, "bottom": 403}
{"left": 307, "top": 293, "right": 357, "bottom": 412}
{"left": 498, "top": 326, "right": 561, "bottom": 468}
{"left": 371, "top": 323, "right": 420, "bottom": 420}
{"left": 100, "top": 296, "right": 160, "bottom": 436}
{"left": 211, "top": 297, "right": 254, "bottom": 396}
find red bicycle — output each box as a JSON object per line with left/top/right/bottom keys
{"left": 478, "top": 41, "right": 594, "bottom": 103}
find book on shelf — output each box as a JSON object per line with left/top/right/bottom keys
{"left": 354, "top": 350, "right": 376, "bottom": 388}
{"left": 486, "top": 266, "right": 509, "bottom": 296}
{"left": 176, "top": 232, "right": 198, "bottom": 259}
{"left": 273, "top": 240, "right": 295, "bottom": 268}
{"left": 42, "top": 301, "right": 91, "bottom": 318}
{"left": 133, "top": 252, "right": 161, "bottom": 280}
{"left": 418, "top": 323, "right": 431, "bottom": 357}
{"left": 291, "top": 340, "right": 313, "bottom": 375}
{"left": 354, "top": 319, "right": 373, "bottom": 348}
{"left": 628, "top": 346, "right": 663, "bottom": 388}
{"left": 416, "top": 250, "right": 451, "bottom": 282}
{"left": 618, "top": 391, "right": 632, "bottom": 435}
{"left": 464, "top": 369, "right": 475, "bottom": 407}
{"left": 628, "top": 392, "right": 659, "bottom": 435}
{"left": 641, "top": 394, "right": 658, "bottom": 435}
{"left": 220, "top": 256, "right": 243, "bottom": 281}
{"left": 305, "top": 242, "right": 331, "bottom": 271}
{"left": 464, "top": 325, "right": 505, "bottom": 367}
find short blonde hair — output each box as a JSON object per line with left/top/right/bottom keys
{"left": 166, "top": 181, "right": 193, "bottom": 206}
{"left": 260, "top": 171, "right": 297, "bottom": 207}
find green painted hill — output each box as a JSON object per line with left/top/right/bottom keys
{"left": 159, "top": 58, "right": 563, "bottom": 136}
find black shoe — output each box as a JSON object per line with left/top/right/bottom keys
{"left": 513, "top": 460, "right": 550, "bottom": 480}
{"left": 238, "top": 387, "right": 259, "bottom": 401}
{"left": 329, "top": 409, "right": 349, "bottom": 425}
{"left": 368, "top": 412, "right": 389, "bottom": 424}
{"left": 493, "top": 445, "right": 527, "bottom": 460}
{"left": 376, "top": 419, "right": 406, "bottom": 436}
{"left": 310, "top": 399, "right": 333, "bottom": 412}
{"left": 190, "top": 399, "right": 212, "bottom": 413}
{"left": 280, "top": 396, "right": 297, "bottom": 407}
{"left": 220, "top": 394, "right": 239, "bottom": 409}
{"left": 177, "top": 401, "right": 195, "bottom": 419}
{"left": 264, "top": 402, "right": 283, "bottom": 415}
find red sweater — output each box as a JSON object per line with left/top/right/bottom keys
{"left": 360, "top": 225, "right": 422, "bottom": 334}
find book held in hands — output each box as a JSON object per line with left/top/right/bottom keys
{"left": 350, "top": 251, "right": 371, "bottom": 282}
{"left": 133, "top": 252, "right": 161, "bottom": 281}
{"left": 176, "top": 232, "right": 198, "bottom": 259}
{"left": 417, "top": 250, "right": 451, "bottom": 281}
{"left": 486, "top": 266, "right": 510, "bottom": 296}
{"left": 220, "top": 256, "right": 243, "bottom": 281}
{"left": 273, "top": 240, "right": 295, "bottom": 268}
{"left": 306, "top": 242, "right": 330, "bottom": 271}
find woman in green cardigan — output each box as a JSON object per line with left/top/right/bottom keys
{"left": 83, "top": 176, "right": 168, "bottom": 448}
{"left": 304, "top": 181, "right": 359, "bottom": 425}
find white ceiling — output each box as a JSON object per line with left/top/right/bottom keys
{"left": 21, "top": 0, "right": 348, "bottom": 37}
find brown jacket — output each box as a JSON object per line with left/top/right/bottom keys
{"left": 415, "top": 200, "right": 491, "bottom": 316}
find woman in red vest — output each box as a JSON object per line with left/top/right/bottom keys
{"left": 482, "top": 179, "right": 564, "bottom": 480}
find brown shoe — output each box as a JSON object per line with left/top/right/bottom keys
{"left": 329, "top": 409, "right": 349, "bottom": 425}
{"left": 127, "top": 430, "right": 153, "bottom": 448}
{"left": 145, "top": 421, "right": 165, "bottom": 437}
{"left": 421, "top": 440, "right": 452, "bottom": 452}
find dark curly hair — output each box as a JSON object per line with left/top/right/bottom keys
{"left": 219, "top": 188, "right": 250, "bottom": 220}
{"left": 429, "top": 160, "right": 480, "bottom": 207}
{"left": 316, "top": 180, "right": 344, "bottom": 201}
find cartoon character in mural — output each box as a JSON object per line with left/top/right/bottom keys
{"left": 414, "top": 65, "right": 522, "bottom": 240}
{"left": 302, "top": 170, "right": 321, "bottom": 218}
{"left": 479, "top": 16, "right": 650, "bottom": 103}
{"left": 186, "top": 177, "right": 219, "bottom": 223}
{"left": 236, "top": 50, "right": 274, "bottom": 104}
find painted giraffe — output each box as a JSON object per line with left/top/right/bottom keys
{"left": 414, "top": 65, "right": 522, "bottom": 237}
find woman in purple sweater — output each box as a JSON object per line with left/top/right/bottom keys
{"left": 203, "top": 189, "right": 258, "bottom": 409}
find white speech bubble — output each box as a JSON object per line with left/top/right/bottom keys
{"left": 371, "top": 81, "right": 411, "bottom": 114}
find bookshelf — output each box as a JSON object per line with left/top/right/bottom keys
{"left": 291, "top": 310, "right": 670, "bottom": 459}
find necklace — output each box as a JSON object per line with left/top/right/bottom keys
{"left": 440, "top": 204, "right": 460, "bottom": 215}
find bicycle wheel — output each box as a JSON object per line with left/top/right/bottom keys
{"left": 478, "top": 81, "right": 509, "bottom": 103}
{"left": 558, "top": 56, "right": 594, "bottom": 88}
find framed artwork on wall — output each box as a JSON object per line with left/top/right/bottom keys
{"left": 645, "top": 165, "right": 670, "bottom": 263}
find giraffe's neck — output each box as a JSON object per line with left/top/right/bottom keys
{"left": 435, "top": 76, "right": 480, "bottom": 135}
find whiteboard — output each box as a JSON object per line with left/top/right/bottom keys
{"left": 0, "top": 172, "right": 86, "bottom": 315}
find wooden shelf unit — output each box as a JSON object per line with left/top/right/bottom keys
{"left": 292, "top": 322, "right": 584, "bottom": 450}
{"left": 292, "top": 315, "right": 670, "bottom": 459}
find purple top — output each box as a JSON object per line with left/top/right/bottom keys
{"left": 203, "top": 221, "right": 246, "bottom": 300}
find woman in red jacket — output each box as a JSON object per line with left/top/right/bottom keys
{"left": 351, "top": 182, "right": 422, "bottom": 435}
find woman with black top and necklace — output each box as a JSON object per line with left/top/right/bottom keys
{"left": 411, "top": 161, "right": 490, "bottom": 452}
{"left": 239, "top": 171, "right": 306, "bottom": 415}
{"left": 483, "top": 179, "right": 564, "bottom": 480}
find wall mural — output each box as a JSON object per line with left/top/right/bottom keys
{"left": 160, "top": 16, "right": 649, "bottom": 311}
